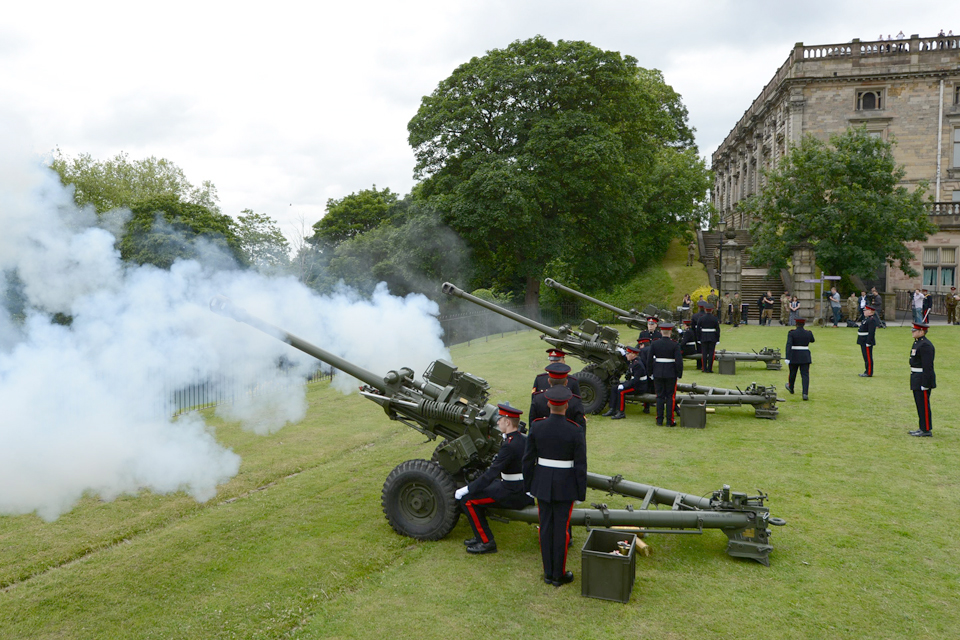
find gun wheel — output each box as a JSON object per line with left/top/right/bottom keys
{"left": 571, "top": 369, "right": 608, "bottom": 414}
{"left": 382, "top": 459, "right": 460, "bottom": 541}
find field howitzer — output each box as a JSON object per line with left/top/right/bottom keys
{"left": 210, "top": 296, "right": 785, "bottom": 564}
{"left": 544, "top": 278, "right": 782, "bottom": 371}
{"left": 442, "top": 283, "right": 782, "bottom": 419}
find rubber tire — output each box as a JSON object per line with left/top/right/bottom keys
{"left": 381, "top": 459, "right": 460, "bottom": 540}
{"left": 571, "top": 369, "right": 608, "bottom": 414}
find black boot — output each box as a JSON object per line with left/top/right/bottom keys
{"left": 611, "top": 411, "right": 626, "bottom": 420}
{"left": 602, "top": 408, "right": 616, "bottom": 417}
{"left": 466, "top": 540, "right": 497, "bottom": 554}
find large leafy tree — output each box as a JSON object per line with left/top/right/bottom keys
{"left": 120, "top": 195, "right": 244, "bottom": 269}
{"left": 310, "top": 185, "right": 400, "bottom": 249}
{"left": 407, "top": 36, "right": 707, "bottom": 309}
{"left": 50, "top": 149, "right": 220, "bottom": 213}
{"left": 744, "top": 128, "right": 936, "bottom": 279}
{"left": 236, "top": 209, "right": 290, "bottom": 273}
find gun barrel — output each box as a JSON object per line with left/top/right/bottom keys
{"left": 543, "top": 278, "right": 632, "bottom": 317}
{"left": 441, "top": 283, "right": 561, "bottom": 338}
{"left": 209, "top": 295, "right": 387, "bottom": 392}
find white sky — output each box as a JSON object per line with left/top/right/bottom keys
{"left": 2, "top": 0, "right": 958, "bottom": 243}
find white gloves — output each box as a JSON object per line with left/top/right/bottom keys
{"left": 618, "top": 384, "right": 624, "bottom": 390}
{"left": 921, "top": 386, "right": 929, "bottom": 391}
{"left": 784, "top": 360, "right": 790, "bottom": 366}
{"left": 454, "top": 486, "right": 469, "bottom": 500}
{"left": 617, "top": 347, "right": 626, "bottom": 356}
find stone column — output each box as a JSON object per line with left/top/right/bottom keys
{"left": 719, "top": 229, "right": 742, "bottom": 298}
{"left": 792, "top": 242, "right": 816, "bottom": 321}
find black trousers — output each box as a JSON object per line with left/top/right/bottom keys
{"left": 609, "top": 379, "right": 644, "bottom": 412}
{"left": 460, "top": 494, "right": 498, "bottom": 543}
{"left": 537, "top": 500, "right": 574, "bottom": 581}
{"left": 701, "top": 342, "right": 717, "bottom": 372}
{"left": 860, "top": 344, "right": 873, "bottom": 376}
{"left": 654, "top": 377, "right": 677, "bottom": 424}
{"left": 913, "top": 388, "right": 932, "bottom": 433}
{"left": 788, "top": 363, "right": 810, "bottom": 395}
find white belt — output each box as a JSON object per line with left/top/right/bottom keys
{"left": 538, "top": 458, "right": 574, "bottom": 468}
{"left": 858, "top": 332, "right": 868, "bottom": 336}
{"left": 791, "top": 346, "right": 809, "bottom": 350}
{"left": 501, "top": 472, "right": 523, "bottom": 481}
{"left": 639, "top": 376, "right": 648, "bottom": 381}
{"left": 655, "top": 357, "right": 675, "bottom": 363}
{"left": 700, "top": 328, "right": 716, "bottom": 332}
{"left": 911, "top": 367, "right": 923, "bottom": 373}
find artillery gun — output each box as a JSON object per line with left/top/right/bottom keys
{"left": 442, "top": 283, "right": 782, "bottom": 418}
{"left": 544, "top": 278, "right": 782, "bottom": 371}
{"left": 210, "top": 295, "right": 784, "bottom": 564}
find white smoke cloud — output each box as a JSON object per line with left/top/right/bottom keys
{"left": 0, "top": 147, "right": 449, "bottom": 521}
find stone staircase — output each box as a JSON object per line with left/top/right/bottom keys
{"left": 699, "top": 229, "right": 786, "bottom": 318}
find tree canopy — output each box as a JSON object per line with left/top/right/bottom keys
{"left": 407, "top": 36, "right": 708, "bottom": 308}
{"left": 743, "top": 128, "right": 936, "bottom": 279}
{"left": 50, "top": 149, "right": 220, "bottom": 214}
{"left": 310, "top": 186, "right": 400, "bottom": 249}
{"left": 120, "top": 195, "right": 244, "bottom": 269}
{"left": 236, "top": 209, "right": 290, "bottom": 273}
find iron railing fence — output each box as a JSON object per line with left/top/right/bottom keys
{"left": 895, "top": 290, "right": 948, "bottom": 316}
{"left": 165, "top": 367, "right": 334, "bottom": 417}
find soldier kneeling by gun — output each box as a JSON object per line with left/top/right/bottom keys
{"left": 455, "top": 403, "right": 535, "bottom": 554}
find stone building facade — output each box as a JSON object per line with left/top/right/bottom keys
{"left": 712, "top": 34, "right": 960, "bottom": 297}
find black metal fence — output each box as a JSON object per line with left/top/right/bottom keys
{"left": 165, "top": 367, "right": 335, "bottom": 417}
{"left": 895, "top": 290, "right": 948, "bottom": 316}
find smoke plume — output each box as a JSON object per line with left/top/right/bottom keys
{"left": 0, "top": 148, "right": 449, "bottom": 521}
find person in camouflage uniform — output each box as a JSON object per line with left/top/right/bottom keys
{"left": 780, "top": 292, "right": 791, "bottom": 326}
{"left": 731, "top": 292, "right": 741, "bottom": 327}
{"left": 846, "top": 293, "right": 859, "bottom": 324}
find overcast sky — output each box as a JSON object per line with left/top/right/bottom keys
{"left": 2, "top": 0, "right": 958, "bottom": 242}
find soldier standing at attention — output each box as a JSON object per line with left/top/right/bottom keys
{"left": 605, "top": 344, "right": 647, "bottom": 419}
{"left": 522, "top": 385, "right": 587, "bottom": 587}
{"left": 857, "top": 305, "right": 879, "bottom": 377}
{"left": 698, "top": 306, "right": 721, "bottom": 373}
{"left": 647, "top": 322, "right": 683, "bottom": 426}
{"left": 691, "top": 304, "right": 706, "bottom": 369}
{"left": 731, "top": 291, "right": 741, "bottom": 327}
{"left": 455, "top": 403, "right": 535, "bottom": 554}
{"left": 687, "top": 241, "right": 696, "bottom": 266}
{"left": 643, "top": 316, "right": 662, "bottom": 341}
{"left": 532, "top": 349, "right": 580, "bottom": 396}
{"left": 780, "top": 291, "right": 791, "bottom": 326}
{"left": 784, "top": 318, "right": 815, "bottom": 400}
{"left": 721, "top": 291, "right": 732, "bottom": 325}
{"left": 922, "top": 289, "right": 932, "bottom": 324}
{"left": 908, "top": 322, "right": 936, "bottom": 437}
{"left": 530, "top": 363, "right": 587, "bottom": 431}
{"left": 946, "top": 287, "right": 958, "bottom": 325}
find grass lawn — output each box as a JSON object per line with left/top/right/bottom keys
{"left": 1, "top": 321, "right": 959, "bottom": 639}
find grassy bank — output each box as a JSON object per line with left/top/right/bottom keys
{"left": 2, "top": 322, "right": 958, "bottom": 639}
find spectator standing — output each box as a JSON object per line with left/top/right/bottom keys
{"left": 829, "top": 287, "right": 842, "bottom": 327}
{"left": 912, "top": 288, "right": 924, "bottom": 324}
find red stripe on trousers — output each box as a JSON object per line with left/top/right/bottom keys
{"left": 923, "top": 389, "right": 931, "bottom": 432}
{"left": 561, "top": 503, "right": 574, "bottom": 573}
{"left": 465, "top": 497, "right": 496, "bottom": 543}
{"left": 866, "top": 346, "right": 872, "bottom": 376}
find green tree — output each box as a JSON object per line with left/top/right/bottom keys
{"left": 407, "top": 36, "right": 708, "bottom": 310}
{"left": 743, "top": 128, "right": 936, "bottom": 279}
{"left": 50, "top": 149, "right": 219, "bottom": 213}
{"left": 120, "top": 195, "right": 244, "bottom": 269}
{"left": 310, "top": 186, "right": 400, "bottom": 248}
{"left": 236, "top": 209, "right": 290, "bottom": 273}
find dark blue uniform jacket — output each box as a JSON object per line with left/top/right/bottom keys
{"left": 785, "top": 327, "right": 815, "bottom": 365}
{"left": 522, "top": 413, "right": 587, "bottom": 502}
{"left": 467, "top": 431, "right": 534, "bottom": 510}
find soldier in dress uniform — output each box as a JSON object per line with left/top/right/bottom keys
{"left": 641, "top": 316, "right": 662, "bottom": 341}
{"left": 646, "top": 322, "right": 684, "bottom": 426}
{"left": 922, "top": 289, "right": 933, "bottom": 324}
{"left": 532, "top": 349, "right": 580, "bottom": 396}
{"left": 857, "top": 305, "right": 879, "bottom": 377}
{"left": 605, "top": 344, "right": 647, "bottom": 419}
{"left": 698, "top": 305, "right": 721, "bottom": 373}
{"left": 690, "top": 304, "right": 706, "bottom": 370}
{"left": 908, "top": 322, "right": 936, "bottom": 437}
{"left": 455, "top": 403, "right": 536, "bottom": 554}
{"left": 522, "top": 385, "right": 587, "bottom": 587}
{"left": 679, "top": 319, "right": 699, "bottom": 357}
{"left": 784, "top": 317, "right": 815, "bottom": 400}
{"left": 530, "top": 363, "right": 587, "bottom": 431}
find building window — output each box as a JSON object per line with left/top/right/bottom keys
{"left": 955, "top": 85, "right": 960, "bottom": 105}
{"left": 857, "top": 89, "right": 883, "bottom": 110}
{"left": 954, "top": 127, "right": 960, "bottom": 168}
{"left": 923, "top": 247, "right": 958, "bottom": 291}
